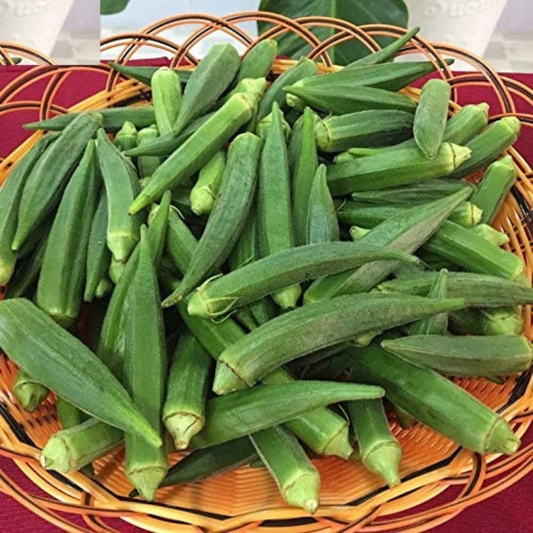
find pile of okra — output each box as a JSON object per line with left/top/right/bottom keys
{"left": 0, "top": 30, "right": 532, "bottom": 511}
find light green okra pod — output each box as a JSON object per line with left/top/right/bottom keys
{"left": 470, "top": 224, "right": 510, "bottom": 247}
{"left": 450, "top": 307, "right": 524, "bottom": 336}
{"left": 152, "top": 67, "right": 182, "bottom": 136}
{"left": 306, "top": 165, "right": 339, "bottom": 244}
{"left": 136, "top": 125, "right": 162, "bottom": 178}
{"left": 114, "top": 121, "right": 138, "bottom": 152}
{"left": 13, "top": 370, "right": 49, "bottom": 412}
{"left": 190, "top": 150, "right": 226, "bottom": 216}
{"left": 236, "top": 39, "right": 277, "bottom": 82}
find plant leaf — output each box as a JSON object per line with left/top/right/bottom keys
{"left": 258, "top": 0, "right": 408, "bottom": 65}
{"left": 101, "top": 0, "right": 130, "bottom": 15}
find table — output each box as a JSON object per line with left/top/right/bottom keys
{"left": 0, "top": 66, "right": 531, "bottom": 532}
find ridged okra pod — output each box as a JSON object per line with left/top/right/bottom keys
{"left": 348, "top": 399, "right": 402, "bottom": 487}
{"left": 163, "top": 334, "right": 212, "bottom": 450}
{"left": 250, "top": 426, "right": 320, "bottom": 513}
{"left": 13, "top": 369, "right": 49, "bottom": 412}
{"left": 152, "top": 67, "right": 182, "bottom": 136}
{"left": 213, "top": 294, "right": 466, "bottom": 394}
{"left": 306, "top": 165, "right": 339, "bottom": 244}
{"left": 129, "top": 93, "right": 257, "bottom": 214}
{"left": 123, "top": 227, "right": 168, "bottom": 501}
{"left": 236, "top": 39, "right": 277, "bottom": 82}
{"left": 348, "top": 345, "right": 520, "bottom": 455}
{"left": 470, "top": 224, "right": 510, "bottom": 247}
{"left": 114, "top": 121, "right": 138, "bottom": 152}
{"left": 257, "top": 103, "right": 300, "bottom": 309}
{"left": 36, "top": 141, "right": 100, "bottom": 327}
{"left": 381, "top": 335, "right": 532, "bottom": 377}
{"left": 189, "top": 150, "right": 226, "bottom": 216}
{"left": 136, "top": 125, "right": 162, "bottom": 178}
{"left": 13, "top": 114, "right": 101, "bottom": 250}
{"left": 450, "top": 307, "right": 524, "bottom": 336}
{"left": 163, "top": 133, "right": 261, "bottom": 303}
{"left": 174, "top": 43, "right": 240, "bottom": 134}
{"left": 108, "top": 63, "right": 191, "bottom": 86}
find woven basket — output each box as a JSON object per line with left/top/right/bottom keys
{"left": 0, "top": 12, "right": 532, "bottom": 532}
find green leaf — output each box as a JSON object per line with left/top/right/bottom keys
{"left": 258, "top": 0, "right": 409, "bottom": 65}
{"left": 101, "top": 0, "right": 130, "bottom": 15}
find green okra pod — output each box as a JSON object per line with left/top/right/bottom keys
{"left": 348, "top": 345, "right": 520, "bottom": 455}
{"left": 96, "top": 129, "right": 141, "bottom": 262}
{"left": 190, "top": 381, "right": 384, "bottom": 449}
{"left": 291, "top": 107, "right": 319, "bottom": 247}
{"left": 129, "top": 93, "right": 257, "bottom": 214}
{"left": 305, "top": 189, "right": 471, "bottom": 304}
{"left": 257, "top": 57, "right": 318, "bottom": 123}
{"left": 108, "top": 63, "right": 191, "bottom": 86}
{"left": 409, "top": 269, "right": 449, "bottom": 335}
{"left": 315, "top": 110, "right": 414, "bottom": 153}
{"left": 152, "top": 67, "right": 182, "bottom": 136}
{"left": 470, "top": 224, "right": 510, "bottom": 247}
{"left": 24, "top": 107, "right": 156, "bottom": 133}
{"left": 450, "top": 307, "right": 524, "bottom": 336}
{"left": 0, "top": 299, "right": 160, "bottom": 446}
{"left": 84, "top": 191, "right": 111, "bottom": 302}
{"left": 163, "top": 133, "right": 261, "bottom": 304}
{"left": 163, "top": 334, "right": 212, "bottom": 450}
{"left": 472, "top": 155, "right": 516, "bottom": 224}
{"left": 0, "top": 134, "right": 56, "bottom": 285}
{"left": 41, "top": 418, "right": 123, "bottom": 473}
{"left": 174, "top": 43, "right": 240, "bottom": 134}
{"left": 447, "top": 117, "right": 521, "bottom": 180}
{"left": 213, "top": 294, "right": 466, "bottom": 394}
{"left": 136, "top": 125, "right": 162, "bottom": 178}
{"left": 414, "top": 79, "right": 451, "bottom": 159}
{"left": 123, "top": 227, "right": 168, "bottom": 501}
{"left": 13, "top": 114, "right": 102, "bottom": 251}
{"left": 250, "top": 426, "right": 320, "bottom": 514}
{"left": 236, "top": 39, "right": 277, "bottom": 82}
{"left": 36, "top": 141, "right": 100, "bottom": 327}
{"left": 381, "top": 335, "right": 532, "bottom": 377}
{"left": 256, "top": 107, "right": 291, "bottom": 141}
{"left": 187, "top": 243, "right": 417, "bottom": 319}
{"left": 13, "top": 369, "right": 49, "bottom": 412}
{"left": 348, "top": 399, "right": 402, "bottom": 487}
{"left": 114, "top": 121, "right": 138, "bottom": 152}
{"left": 327, "top": 142, "right": 471, "bottom": 196}
{"left": 257, "top": 103, "right": 300, "bottom": 309}
{"left": 306, "top": 165, "right": 340, "bottom": 244}
{"left": 189, "top": 150, "right": 226, "bottom": 216}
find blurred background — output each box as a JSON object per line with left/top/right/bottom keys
{"left": 100, "top": 0, "right": 533, "bottom": 71}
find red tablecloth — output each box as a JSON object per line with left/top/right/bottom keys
{"left": 0, "top": 65, "right": 531, "bottom": 532}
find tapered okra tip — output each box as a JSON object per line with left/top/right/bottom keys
{"left": 485, "top": 418, "right": 520, "bottom": 455}
{"left": 128, "top": 467, "right": 167, "bottom": 502}
{"left": 501, "top": 116, "right": 521, "bottom": 136}
{"left": 284, "top": 472, "right": 321, "bottom": 514}
{"left": 40, "top": 436, "right": 71, "bottom": 473}
{"left": 165, "top": 412, "right": 204, "bottom": 450}
{"left": 212, "top": 361, "right": 248, "bottom": 395}
{"left": 161, "top": 290, "right": 183, "bottom": 308}
{"left": 0, "top": 262, "right": 15, "bottom": 287}
{"left": 129, "top": 194, "right": 150, "bottom": 216}
{"left": 272, "top": 284, "right": 303, "bottom": 310}
{"left": 364, "top": 442, "right": 403, "bottom": 488}
{"left": 322, "top": 425, "right": 354, "bottom": 460}
{"left": 186, "top": 291, "right": 211, "bottom": 318}
{"left": 450, "top": 144, "right": 472, "bottom": 169}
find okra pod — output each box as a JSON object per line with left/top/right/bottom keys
{"left": 315, "top": 110, "right": 414, "bottom": 153}
{"left": 348, "top": 399, "right": 402, "bottom": 487}
{"left": 378, "top": 271, "right": 533, "bottom": 307}
{"left": 348, "top": 345, "right": 520, "bottom": 455}
{"left": 114, "top": 121, "right": 138, "bottom": 152}
{"left": 327, "top": 142, "right": 471, "bottom": 195}
{"left": 24, "top": 107, "right": 156, "bottom": 133}
{"left": 450, "top": 307, "right": 524, "bottom": 336}
{"left": 414, "top": 79, "right": 451, "bottom": 159}
{"left": 257, "top": 103, "right": 300, "bottom": 309}
{"left": 13, "top": 114, "right": 102, "bottom": 250}
{"left": 472, "top": 155, "right": 516, "bottom": 224}
{"left": 136, "top": 125, "right": 162, "bottom": 178}
{"left": 347, "top": 27, "right": 420, "bottom": 67}
{"left": 187, "top": 243, "right": 417, "bottom": 319}
{"left": 96, "top": 129, "right": 141, "bottom": 262}
{"left": 174, "top": 43, "right": 240, "bottom": 134}
{"left": 219, "top": 78, "right": 268, "bottom": 109}
{"left": 306, "top": 165, "right": 340, "bottom": 244}
{"left": 152, "top": 67, "right": 182, "bottom": 136}
{"left": 163, "top": 334, "right": 212, "bottom": 450}
{"left": 409, "top": 269, "right": 449, "bottom": 335}
{"left": 108, "top": 62, "right": 191, "bottom": 87}
{"left": 129, "top": 93, "right": 256, "bottom": 214}
{"left": 0, "top": 134, "right": 55, "bottom": 285}
{"left": 84, "top": 191, "right": 111, "bottom": 302}
{"left": 123, "top": 227, "right": 168, "bottom": 501}
{"left": 381, "top": 335, "right": 532, "bottom": 377}
{"left": 291, "top": 107, "right": 319, "bottom": 246}
{"left": 0, "top": 299, "right": 160, "bottom": 446}
{"left": 256, "top": 108, "right": 291, "bottom": 141}
{"left": 470, "top": 224, "right": 510, "bottom": 247}
{"left": 257, "top": 57, "right": 318, "bottom": 123}
{"left": 250, "top": 426, "right": 320, "bottom": 513}
{"left": 190, "top": 381, "right": 384, "bottom": 449}
{"left": 36, "top": 141, "right": 100, "bottom": 327}
{"left": 236, "top": 39, "right": 277, "bottom": 82}
{"left": 41, "top": 418, "right": 122, "bottom": 473}
{"left": 213, "top": 294, "right": 466, "bottom": 393}
{"left": 163, "top": 133, "right": 261, "bottom": 303}
{"left": 447, "top": 117, "right": 521, "bottom": 180}
{"left": 305, "top": 189, "right": 470, "bottom": 304}
{"left": 13, "top": 370, "right": 49, "bottom": 412}
{"left": 189, "top": 150, "right": 226, "bottom": 216}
